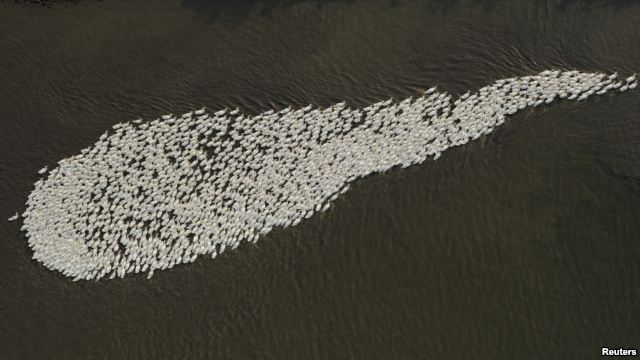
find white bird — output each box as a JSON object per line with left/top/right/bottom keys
{"left": 38, "top": 166, "right": 48, "bottom": 175}
{"left": 18, "top": 69, "right": 635, "bottom": 282}
{"left": 7, "top": 213, "right": 18, "bottom": 222}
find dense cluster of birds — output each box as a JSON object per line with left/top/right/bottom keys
{"left": 9, "top": 70, "right": 637, "bottom": 281}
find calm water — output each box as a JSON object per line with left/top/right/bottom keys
{"left": 1, "top": 0, "right": 639, "bottom": 358}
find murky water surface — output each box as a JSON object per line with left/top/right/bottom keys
{"left": 1, "top": 0, "right": 639, "bottom": 358}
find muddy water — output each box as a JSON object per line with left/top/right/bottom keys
{"left": 1, "top": 0, "right": 639, "bottom": 358}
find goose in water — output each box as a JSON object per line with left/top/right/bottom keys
{"left": 17, "top": 69, "right": 637, "bottom": 281}
{"left": 7, "top": 213, "right": 18, "bottom": 222}
{"left": 38, "top": 166, "right": 48, "bottom": 175}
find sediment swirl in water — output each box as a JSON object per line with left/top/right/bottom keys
{"left": 15, "top": 70, "right": 637, "bottom": 281}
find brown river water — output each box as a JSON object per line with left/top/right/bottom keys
{"left": 1, "top": 0, "right": 639, "bottom": 358}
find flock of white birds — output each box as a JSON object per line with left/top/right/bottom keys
{"left": 7, "top": 70, "right": 637, "bottom": 281}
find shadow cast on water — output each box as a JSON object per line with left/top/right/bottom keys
{"left": 181, "top": 0, "right": 355, "bottom": 21}
{"left": 8, "top": 0, "right": 638, "bottom": 15}
{"left": 178, "top": 0, "right": 640, "bottom": 22}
